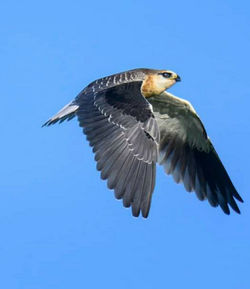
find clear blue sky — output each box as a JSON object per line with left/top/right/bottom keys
{"left": 1, "top": 1, "right": 249, "bottom": 288}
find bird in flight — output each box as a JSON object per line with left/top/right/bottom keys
{"left": 43, "top": 68, "right": 243, "bottom": 218}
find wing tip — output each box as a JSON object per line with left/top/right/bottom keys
{"left": 131, "top": 208, "right": 149, "bottom": 218}
{"left": 42, "top": 118, "right": 58, "bottom": 127}
{"left": 42, "top": 102, "right": 79, "bottom": 128}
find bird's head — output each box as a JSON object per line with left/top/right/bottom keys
{"left": 141, "top": 69, "right": 181, "bottom": 97}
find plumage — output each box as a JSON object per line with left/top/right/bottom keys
{"left": 148, "top": 91, "right": 243, "bottom": 214}
{"left": 43, "top": 68, "right": 243, "bottom": 217}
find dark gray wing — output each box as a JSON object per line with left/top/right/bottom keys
{"left": 77, "top": 81, "right": 160, "bottom": 218}
{"left": 148, "top": 92, "right": 243, "bottom": 214}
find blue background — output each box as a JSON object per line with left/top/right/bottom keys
{"left": 1, "top": 1, "right": 249, "bottom": 288}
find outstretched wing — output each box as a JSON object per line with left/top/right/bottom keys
{"left": 76, "top": 81, "right": 160, "bottom": 218}
{"left": 148, "top": 91, "right": 243, "bottom": 214}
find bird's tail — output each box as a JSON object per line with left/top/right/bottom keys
{"left": 42, "top": 102, "right": 79, "bottom": 127}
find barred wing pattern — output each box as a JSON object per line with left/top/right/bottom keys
{"left": 148, "top": 92, "right": 243, "bottom": 214}
{"left": 77, "top": 82, "right": 160, "bottom": 217}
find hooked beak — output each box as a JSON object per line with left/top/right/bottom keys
{"left": 175, "top": 74, "right": 181, "bottom": 82}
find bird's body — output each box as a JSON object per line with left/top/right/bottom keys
{"left": 43, "top": 68, "right": 243, "bottom": 217}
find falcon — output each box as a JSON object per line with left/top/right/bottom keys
{"left": 43, "top": 68, "right": 243, "bottom": 218}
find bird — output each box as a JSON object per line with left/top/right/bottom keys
{"left": 43, "top": 68, "right": 243, "bottom": 218}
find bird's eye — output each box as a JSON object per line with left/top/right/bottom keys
{"left": 160, "top": 72, "right": 172, "bottom": 78}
